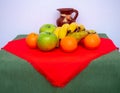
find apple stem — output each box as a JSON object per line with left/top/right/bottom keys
{"left": 48, "top": 25, "right": 51, "bottom": 28}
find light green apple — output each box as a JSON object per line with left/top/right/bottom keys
{"left": 39, "top": 24, "right": 56, "bottom": 33}
{"left": 37, "top": 32, "right": 58, "bottom": 51}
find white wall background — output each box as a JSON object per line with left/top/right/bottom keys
{"left": 0, "top": 0, "right": 120, "bottom": 50}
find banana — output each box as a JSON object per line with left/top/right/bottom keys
{"left": 67, "top": 31, "right": 88, "bottom": 42}
{"left": 87, "top": 29, "right": 96, "bottom": 34}
{"left": 68, "top": 22, "right": 78, "bottom": 32}
{"left": 78, "top": 24, "right": 86, "bottom": 31}
{"left": 53, "top": 27, "right": 61, "bottom": 38}
{"left": 58, "top": 23, "right": 69, "bottom": 39}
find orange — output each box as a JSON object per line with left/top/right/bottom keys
{"left": 25, "top": 32, "right": 38, "bottom": 48}
{"left": 60, "top": 36, "right": 78, "bottom": 52}
{"left": 83, "top": 33, "right": 101, "bottom": 49}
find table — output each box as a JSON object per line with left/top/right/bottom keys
{"left": 0, "top": 33, "right": 120, "bottom": 93}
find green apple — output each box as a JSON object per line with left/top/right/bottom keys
{"left": 37, "top": 32, "right": 58, "bottom": 51}
{"left": 39, "top": 24, "right": 56, "bottom": 33}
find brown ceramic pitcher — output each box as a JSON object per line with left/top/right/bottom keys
{"left": 56, "top": 8, "right": 79, "bottom": 26}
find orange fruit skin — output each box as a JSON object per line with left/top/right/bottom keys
{"left": 83, "top": 33, "right": 101, "bottom": 49}
{"left": 60, "top": 36, "right": 78, "bottom": 52}
{"left": 26, "top": 33, "right": 38, "bottom": 48}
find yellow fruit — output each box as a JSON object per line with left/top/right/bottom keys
{"left": 58, "top": 23, "right": 69, "bottom": 39}
{"left": 68, "top": 22, "right": 78, "bottom": 32}
{"left": 87, "top": 29, "right": 96, "bottom": 34}
{"left": 53, "top": 27, "right": 61, "bottom": 38}
{"left": 78, "top": 24, "right": 85, "bottom": 31}
{"left": 67, "top": 31, "right": 88, "bottom": 43}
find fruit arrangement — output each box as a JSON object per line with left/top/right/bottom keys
{"left": 25, "top": 22, "right": 101, "bottom": 52}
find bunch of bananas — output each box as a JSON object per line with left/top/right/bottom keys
{"left": 53, "top": 22, "right": 96, "bottom": 42}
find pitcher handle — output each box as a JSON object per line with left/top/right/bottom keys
{"left": 73, "top": 9, "right": 78, "bottom": 21}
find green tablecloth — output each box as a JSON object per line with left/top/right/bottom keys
{"left": 0, "top": 33, "right": 120, "bottom": 93}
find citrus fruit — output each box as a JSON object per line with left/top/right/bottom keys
{"left": 25, "top": 32, "right": 38, "bottom": 48}
{"left": 60, "top": 36, "right": 78, "bottom": 52}
{"left": 83, "top": 33, "right": 101, "bottom": 49}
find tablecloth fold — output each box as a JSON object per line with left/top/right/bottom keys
{"left": 3, "top": 38, "right": 117, "bottom": 87}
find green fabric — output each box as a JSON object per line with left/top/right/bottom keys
{"left": 0, "top": 33, "right": 120, "bottom": 93}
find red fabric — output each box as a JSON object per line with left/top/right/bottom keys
{"left": 3, "top": 38, "right": 117, "bottom": 87}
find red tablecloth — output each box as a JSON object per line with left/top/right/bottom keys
{"left": 3, "top": 38, "right": 117, "bottom": 87}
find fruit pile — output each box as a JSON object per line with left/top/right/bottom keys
{"left": 26, "top": 22, "right": 101, "bottom": 52}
